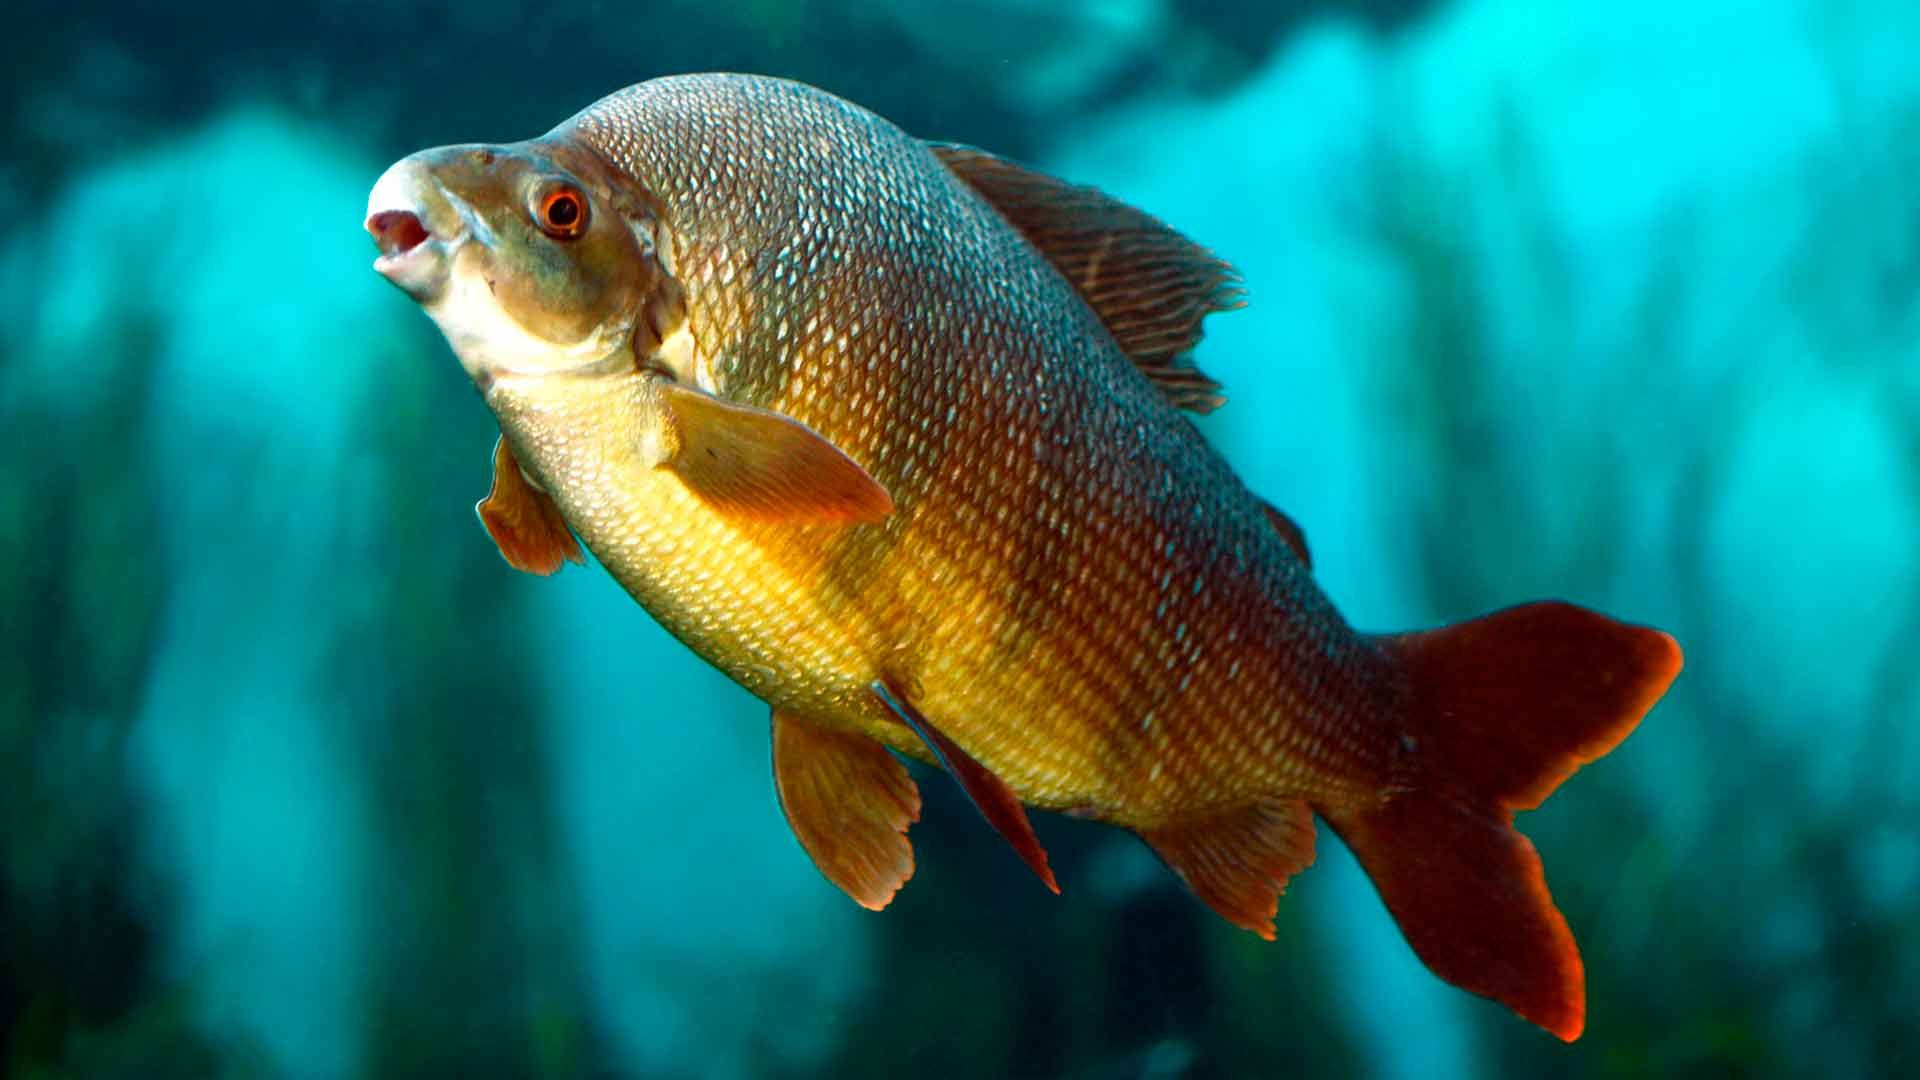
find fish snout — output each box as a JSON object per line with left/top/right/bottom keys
{"left": 366, "top": 156, "right": 464, "bottom": 304}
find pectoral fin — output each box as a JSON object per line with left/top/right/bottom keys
{"left": 772, "top": 709, "right": 921, "bottom": 911}
{"left": 1140, "top": 797, "right": 1316, "bottom": 940}
{"left": 655, "top": 381, "right": 894, "bottom": 524}
{"left": 477, "top": 436, "right": 584, "bottom": 575}
{"left": 871, "top": 681, "right": 1060, "bottom": 894}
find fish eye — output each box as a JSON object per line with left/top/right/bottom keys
{"left": 533, "top": 185, "right": 588, "bottom": 239}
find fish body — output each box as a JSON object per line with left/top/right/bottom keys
{"left": 367, "top": 74, "right": 1682, "bottom": 1041}
{"left": 481, "top": 78, "right": 1386, "bottom": 819}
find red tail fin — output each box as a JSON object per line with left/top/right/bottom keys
{"left": 1322, "top": 601, "right": 1682, "bottom": 1041}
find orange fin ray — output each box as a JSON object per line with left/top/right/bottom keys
{"left": 658, "top": 381, "right": 893, "bottom": 523}
{"left": 771, "top": 709, "right": 921, "bottom": 911}
{"left": 928, "top": 143, "right": 1240, "bottom": 414}
{"left": 870, "top": 681, "right": 1060, "bottom": 894}
{"left": 477, "top": 435, "right": 584, "bottom": 575}
{"left": 1323, "top": 601, "right": 1683, "bottom": 1042}
{"left": 1141, "top": 797, "right": 1316, "bottom": 940}
{"left": 1258, "top": 499, "right": 1310, "bottom": 569}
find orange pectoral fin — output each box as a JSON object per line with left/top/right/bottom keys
{"left": 477, "top": 436, "right": 584, "bottom": 575}
{"left": 870, "top": 681, "right": 1060, "bottom": 894}
{"left": 1140, "top": 798, "right": 1316, "bottom": 940}
{"left": 658, "top": 381, "right": 893, "bottom": 524}
{"left": 771, "top": 709, "right": 921, "bottom": 911}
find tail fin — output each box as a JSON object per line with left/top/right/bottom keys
{"left": 1321, "top": 601, "right": 1682, "bottom": 1041}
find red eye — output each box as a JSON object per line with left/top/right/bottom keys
{"left": 536, "top": 187, "right": 587, "bottom": 239}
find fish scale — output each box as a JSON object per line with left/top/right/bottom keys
{"left": 370, "top": 72, "right": 1682, "bottom": 1040}
{"left": 579, "top": 78, "right": 1369, "bottom": 814}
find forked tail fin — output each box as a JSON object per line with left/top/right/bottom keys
{"left": 1321, "top": 601, "right": 1682, "bottom": 1041}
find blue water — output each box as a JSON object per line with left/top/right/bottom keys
{"left": 4, "top": 2, "right": 1916, "bottom": 1076}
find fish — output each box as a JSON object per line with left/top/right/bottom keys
{"left": 365, "top": 73, "right": 1682, "bottom": 1041}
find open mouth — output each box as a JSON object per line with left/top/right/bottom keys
{"left": 365, "top": 198, "right": 454, "bottom": 303}
{"left": 367, "top": 209, "right": 430, "bottom": 265}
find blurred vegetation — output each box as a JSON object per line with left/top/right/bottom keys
{"left": 1358, "top": 66, "right": 1920, "bottom": 1079}
{"left": 0, "top": 313, "right": 220, "bottom": 1078}
{"left": 0, "top": 0, "right": 1438, "bottom": 207}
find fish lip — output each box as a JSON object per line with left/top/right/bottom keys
{"left": 369, "top": 223, "right": 466, "bottom": 304}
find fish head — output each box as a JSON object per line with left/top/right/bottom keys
{"left": 365, "top": 140, "right": 668, "bottom": 384}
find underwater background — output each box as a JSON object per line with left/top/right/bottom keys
{"left": 4, "top": 0, "right": 1917, "bottom": 1076}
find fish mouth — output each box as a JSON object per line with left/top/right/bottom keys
{"left": 368, "top": 208, "right": 429, "bottom": 261}
{"left": 366, "top": 206, "right": 461, "bottom": 304}
{"left": 366, "top": 160, "right": 463, "bottom": 304}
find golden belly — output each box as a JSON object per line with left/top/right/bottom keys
{"left": 484, "top": 367, "right": 1383, "bottom": 828}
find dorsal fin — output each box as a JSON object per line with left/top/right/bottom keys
{"left": 930, "top": 142, "right": 1243, "bottom": 414}
{"left": 1258, "top": 499, "right": 1311, "bottom": 569}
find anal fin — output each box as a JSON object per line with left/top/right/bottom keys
{"left": 870, "top": 681, "right": 1060, "bottom": 894}
{"left": 1141, "top": 797, "right": 1317, "bottom": 940}
{"left": 771, "top": 709, "right": 921, "bottom": 911}
{"left": 477, "top": 435, "right": 584, "bottom": 575}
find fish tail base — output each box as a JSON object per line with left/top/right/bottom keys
{"left": 1324, "top": 600, "right": 1682, "bottom": 1042}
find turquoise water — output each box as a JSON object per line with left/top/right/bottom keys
{"left": 4, "top": 2, "right": 1916, "bottom": 1076}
